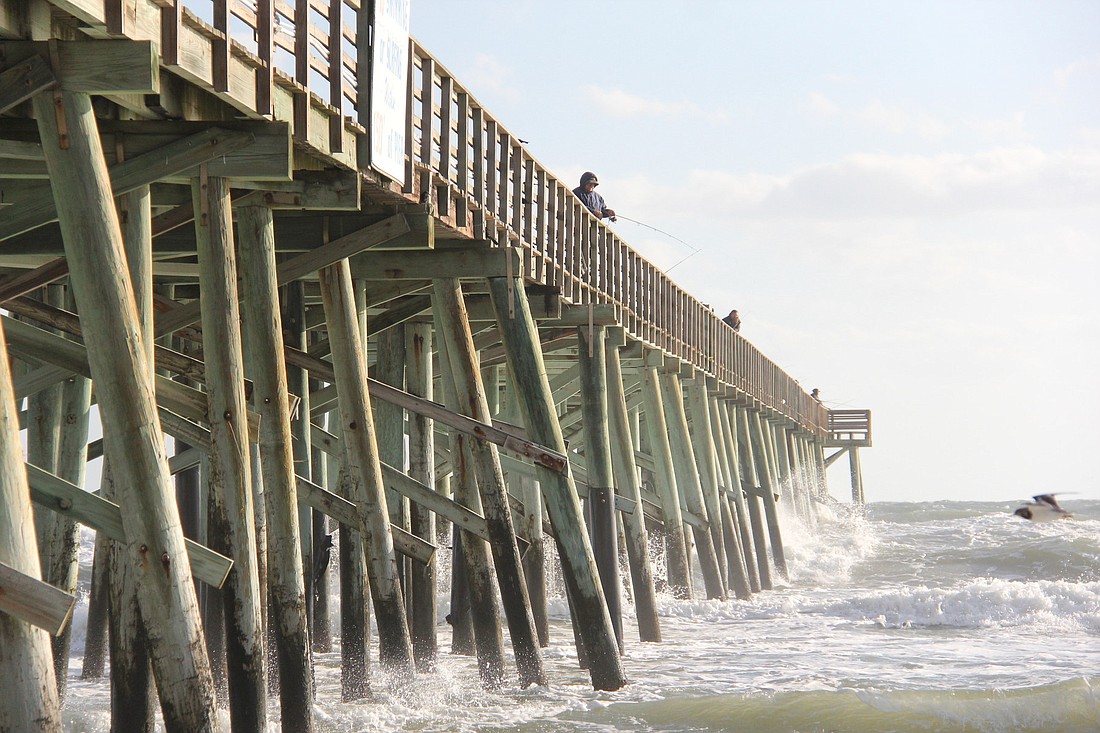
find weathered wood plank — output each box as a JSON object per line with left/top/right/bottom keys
{"left": 487, "top": 276, "right": 627, "bottom": 692}
{"left": 0, "top": 560, "right": 76, "bottom": 636}
{"left": 318, "top": 259, "right": 415, "bottom": 677}
{"left": 284, "top": 343, "right": 569, "bottom": 473}
{"left": 0, "top": 54, "right": 55, "bottom": 114}
{"left": 1, "top": 119, "right": 293, "bottom": 182}
{"left": 32, "top": 88, "right": 220, "bottom": 730}
{"left": 0, "top": 314, "right": 63, "bottom": 730}
{"left": 434, "top": 277, "right": 546, "bottom": 687}
{"left": 0, "top": 40, "right": 157, "bottom": 94}
{"left": 2, "top": 315, "right": 260, "bottom": 440}
{"left": 350, "top": 244, "right": 521, "bottom": 280}
{"left": 294, "top": 476, "right": 434, "bottom": 565}
{"left": 25, "top": 463, "right": 233, "bottom": 588}
{"left": 0, "top": 126, "right": 256, "bottom": 242}
{"left": 308, "top": 422, "right": 491, "bottom": 542}
{"left": 152, "top": 214, "right": 412, "bottom": 338}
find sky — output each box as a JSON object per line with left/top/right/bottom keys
{"left": 409, "top": 0, "right": 1100, "bottom": 503}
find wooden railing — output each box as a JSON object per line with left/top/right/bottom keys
{"left": 827, "top": 410, "right": 872, "bottom": 444}
{"left": 166, "top": 0, "right": 827, "bottom": 434}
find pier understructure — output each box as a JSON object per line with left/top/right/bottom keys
{"left": 0, "top": 1, "right": 872, "bottom": 729}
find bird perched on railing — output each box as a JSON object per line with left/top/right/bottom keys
{"left": 1013, "top": 494, "right": 1071, "bottom": 521}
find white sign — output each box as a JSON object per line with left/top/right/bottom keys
{"left": 370, "top": 0, "right": 411, "bottom": 185}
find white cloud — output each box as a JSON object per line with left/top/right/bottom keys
{"left": 621, "top": 146, "right": 1100, "bottom": 224}
{"left": 464, "top": 53, "right": 523, "bottom": 104}
{"left": 807, "top": 92, "right": 840, "bottom": 117}
{"left": 856, "top": 100, "right": 949, "bottom": 140}
{"left": 1054, "top": 53, "right": 1100, "bottom": 89}
{"left": 806, "top": 92, "right": 951, "bottom": 140}
{"left": 582, "top": 85, "right": 728, "bottom": 125}
{"left": 962, "top": 112, "right": 1026, "bottom": 141}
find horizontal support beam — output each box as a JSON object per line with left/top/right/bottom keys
{"left": 0, "top": 127, "right": 257, "bottom": 242}
{"left": 350, "top": 244, "right": 521, "bottom": 280}
{"left": 544, "top": 303, "right": 620, "bottom": 328}
{"left": 0, "top": 54, "right": 55, "bottom": 114}
{"left": 294, "top": 475, "right": 434, "bottom": 565}
{"left": 0, "top": 559, "right": 76, "bottom": 636}
{"left": 285, "top": 344, "right": 568, "bottom": 473}
{"left": 307, "top": 423, "right": 492, "bottom": 542}
{"left": 464, "top": 288, "right": 561, "bottom": 322}
{"left": 0, "top": 40, "right": 158, "bottom": 94}
{"left": 231, "top": 169, "right": 362, "bottom": 210}
{"left": 25, "top": 463, "right": 232, "bottom": 588}
{"left": 0, "top": 119, "right": 291, "bottom": 183}
{"left": 3, "top": 315, "right": 260, "bottom": 441}
{"left": 151, "top": 214, "right": 413, "bottom": 338}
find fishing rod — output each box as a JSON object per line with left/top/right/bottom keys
{"left": 614, "top": 214, "right": 703, "bottom": 273}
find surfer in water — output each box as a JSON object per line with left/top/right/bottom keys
{"left": 1013, "top": 494, "right": 1071, "bottom": 521}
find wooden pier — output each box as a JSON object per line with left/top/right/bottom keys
{"left": 0, "top": 1, "right": 870, "bottom": 730}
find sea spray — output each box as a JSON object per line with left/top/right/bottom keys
{"left": 56, "top": 500, "right": 1100, "bottom": 732}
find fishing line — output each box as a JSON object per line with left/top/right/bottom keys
{"left": 615, "top": 214, "right": 702, "bottom": 273}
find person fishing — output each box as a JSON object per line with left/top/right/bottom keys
{"left": 572, "top": 171, "right": 616, "bottom": 221}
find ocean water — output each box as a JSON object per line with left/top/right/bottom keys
{"left": 59, "top": 498, "right": 1100, "bottom": 732}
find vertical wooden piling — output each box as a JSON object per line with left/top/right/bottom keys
{"left": 850, "top": 447, "right": 865, "bottom": 504}
{"left": 31, "top": 288, "right": 93, "bottom": 697}
{"left": 332, "top": 279, "right": 371, "bottom": 698}
{"left": 748, "top": 409, "right": 788, "bottom": 580}
{"left": 405, "top": 321, "right": 438, "bottom": 671}
{"left": 604, "top": 341, "right": 661, "bottom": 641}
{"left": 500, "top": 375, "right": 549, "bottom": 644}
{"left": 33, "top": 88, "right": 219, "bottom": 731}
{"left": 0, "top": 320, "right": 62, "bottom": 732}
{"left": 25, "top": 286, "right": 64, "bottom": 689}
{"left": 108, "top": 184, "right": 156, "bottom": 732}
{"left": 702, "top": 391, "right": 753, "bottom": 601}
{"left": 718, "top": 400, "right": 759, "bottom": 592}
{"left": 684, "top": 380, "right": 732, "bottom": 593}
{"left": 434, "top": 306, "right": 505, "bottom": 685}
{"left": 640, "top": 365, "right": 692, "bottom": 596}
{"left": 576, "top": 325, "right": 623, "bottom": 648}
{"left": 237, "top": 204, "right": 314, "bottom": 732}
{"left": 374, "top": 326, "right": 409, "bottom": 596}
{"left": 319, "top": 260, "right": 415, "bottom": 679}
{"left": 735, "top": 405, "right": 772, "bottom": 590}
{"left": 659, "top": 371, "right": 726, "bottom": 600}
{"left": 310, "top": 446, "right": 331, "bottom": 651}
{"left": 193, "top": 174, "right": 268, "bottom": 731}
{"left": 434, "top": 279, "right": 545, "bottom": 687}
{"left": 488, "top": 276, "right": 626, "bottom": 691}
{"left": 518, "top": 473, "right": 549, "bottom": 645}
